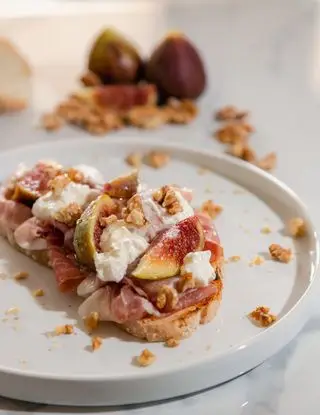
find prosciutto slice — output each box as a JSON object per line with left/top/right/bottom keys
{"left": 14, "top": 217, "right": 47, "bottom": 250}
{"left": 78, "top": 284, "right": 159, "bottom": 323}
{"left": 0, "top": 199, "right": 32, "bottom": 241}
{"left": 47, "top": 235, "right": 89, "bottom": 292}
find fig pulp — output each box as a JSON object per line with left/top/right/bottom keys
{"left": 88, "top": 28, "right": 143, "bottom": 84}
{"left": 146, "top": 32, "right": 206, "bottom": 100}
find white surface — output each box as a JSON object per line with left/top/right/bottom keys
{"left": 0, "top": 138, "right": 317, "bottom": 406}
{"left": 0, "top": 0, "right": 320, "bottom": 413}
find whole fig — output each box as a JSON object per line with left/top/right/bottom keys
{"left": 88, "top": 28, "right": 143, "bottom": 84}
{"left": 146, "top": 32, "right": 206, "bottom": 100}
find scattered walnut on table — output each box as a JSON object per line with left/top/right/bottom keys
{"left": 248, "top": 306, "right": 277, "bottom": 327}
{"left": 125, "top": 106, "right": 167, "bottom": 129}
{"left": 165, "top": 98, "right": 198, "bottom": 124}
{"left": 269, "top": 244, "right": 292, "bottom": 263}
{"left": 136, "top": 349, "right": 156, "bottom": 367}
{"left": 215, "top": 105, "right": 249, "bottom": 121}
{"left": 256, "top": 152, "right": 277, "bottom": 171}
{"left": 288, "top": 217, "right": 306, "bottom": 238}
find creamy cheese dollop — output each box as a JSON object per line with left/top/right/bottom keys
{"left": 181, "top": 251, "right": 215, "bottom": 287}
{"left": 94, "top": 222, "right": 149, "bottom": 283}
{"left": 73, "top": 164, "right": 104, "bottom": 186}
{"left": 32, "top": 182, "right": 96, "bottom": 221}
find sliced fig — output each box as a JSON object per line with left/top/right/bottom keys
{"left": 132, "top": 216, "right": 204, "bottom": 280}
{"left": 103, "top": 170, "right": 138, "bottom": 199}
{"left": 74, "top": 194, "right": 117, "bottom": 267}
{"left": 11, "top": 162, "right": 62, "bottom": 204}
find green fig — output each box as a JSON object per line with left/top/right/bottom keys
{"left": 146, "top": 32, "right": 206, "bottom": 100}
{"left": 88, "top": 28, "right": 143, "bottom": 84}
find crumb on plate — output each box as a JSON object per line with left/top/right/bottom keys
{"left": 229, "top": 255, "right": 241, "bottom": 262}
{"left": 269, "top": 244, "right": 292, "bottom": 263}
{"left": 33, "top": 289, "right": 44, "bottom": 297}
{"left": 249, "top": 256, "right": 264, "bottom": 266}
{"left": 55, "top": 324, "right": 74, "bottom": 335}
{"left": 91, "top": 336, "right": 103, "bottom": 351}
{"left": 5, "top": 307, "right": 20, "bottom": 315}
{"left": 165, "top": 338, "right": 180, "bottom": 348}
{"left": 136, "top": 349, "right": 156, "bottom": 367}
{"left": 14, "top": 271, "right": 29, "bottom": 280}
{"left": 201, "top": 199, "right": 223, "bottom": 219}
{"left": 261, "top": 226, "right": 271, "bottom": 234}
{"left": 125, "top": 152, "right": 142, "bottom": 168}
{"left": 256, "top": 152, "right": 277, "bottom": 171}
{"left": 84, "top": 312, "right": 99, "bottom": 333}
{"left": 144, "top": 151, "right": 170, "bottom": 169}
{"left": 288, "top": 217, "right": 306, "bottom": 238}
{"left": 248, "top": 306, "right": 277, "bottom": 327}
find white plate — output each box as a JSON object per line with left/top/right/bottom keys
{"left": 0, "top": 138, "right": 318, "bottom": 406}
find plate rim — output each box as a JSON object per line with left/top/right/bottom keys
{"left": 0, "top": 137, "right": 318, "bottom": 383}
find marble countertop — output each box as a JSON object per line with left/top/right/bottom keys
{"left": 1, "top": 0, "right": 320, "bottom": 413}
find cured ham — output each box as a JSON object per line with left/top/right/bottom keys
{"left": 0, "top": 198, "right": 32, "bottom": 240}
{"left": 14, "top": 217, "right": 47, "bottom": 250}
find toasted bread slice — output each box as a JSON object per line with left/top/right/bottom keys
{"left": 120, "top": 276, "right": 223, "bottom": 342}
{"left": 0, "top": 38, "right": 32, "bottom": 113}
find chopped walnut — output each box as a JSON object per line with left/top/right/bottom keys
{"left": 41, "top": 113, "right": 64, "bottom": 132}
{"left": 126, "top": 152, "right": 142, "bottom": 168}
{"left": 49, "top": 174, "right": 71, "bottom": 197}
{"left": 136, "top": 349, "right": 156, "bottom": 367}
{"left": 248, "top": 306, "right": 277, "bottom": 327}
{"left": 66, "top": 168, "right": 85, "bottom": 184}
{"left": 215, "top": 123, "right": 251, "bottom": 145}
{"left": 269, "top": 244, "right": 292, "bottom": 263}
{"left": 256, "top": 152, "right": 277, "bottom": 171}
{"left": 55, "top": 324, "right": 74, "bottom": 335}
{"left": 165, "top": 338, "right": 180, "bottom": 348}
{"left": 228, "top": 142, "right": 257, "bottom": 163}
{"left": 153, "top": 186, "right": 182, "bottom": 215}
{"left": 249, "top": 255, "right": 264, "bottom": 266}
{"left": 91, "top": 336, "right": 103, "bottom": 351}
{"left": 229, "top": 255, "right": 241, "bottom": 262}
{"left": 261, "top": 226, "right": 271, "bottom": 234}
{"left": 215, "top": 106, "right": 248, "bottom": 121}
{"left": 54, "top": 202, "right": 82, "bottom": 226}
{"left": 99, "top": 214, "right": 117, "bottom": 227}
{"left": 145, "top": 151, "right": 170, "bottom": 169}
{"left": 84, "top": 312, "right": 99, "bottom": 333}
{"left": 123, "top": 194, "right": 147, "bottom": 227}
{"left": 156, "top": 285, "right": 178, "bottom": 310}
{"left": 33, "top": 289, "right": 44, "bottom": 297}
{"left": 201, "top": 200, "right": 223, "bottom": 219}
{"left": 125, "top": 106, "right": 167, "bottom": 129}
{"left": 80, "top": 71, "right": 102, "bottom": 87}
{"left": 14, "top": 271, "right": 29, "bottom": 280}
{"left": 165, "top": 98, "right": 198, "bottom": 124}
{"left": 176, "top": 273, "right": 195, "bottom": 293}
{"left": 288, "top": 217, "right": 306, "bottom": 238}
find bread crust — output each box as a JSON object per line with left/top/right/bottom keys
{"left": 120, "top": 275, "right": 223, "bottom": 342}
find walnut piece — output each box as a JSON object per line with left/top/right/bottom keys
{"left": 123, "top": 194, "right": 146, "bottom": 227}
{"left": 165, "top": 338, "right": 180, "bottom": 348}
{"left": 156, "top": 285, "right": 178, "bottom": 310}
{"left": 249, "top": 255, "right": 264, "bottom": 266}
{"left": 229, "top": 255, "right": 241, "bottom": 262}
{"left": 145, "top": 151, "right": 170, "bottom": 169}
{"left": 125, "top": 106, "right": 167, "bottom": 129}
{"left": 165, "top": 98, "right": 198, "bottom": 124}
{"left": 54, "top": 202, "right": 82, "bottom": 227}
{"left": 41, "top": 113, "right": 64, "bottom": 132}
{"left": 84, "top": 312, "right": 99, "bottom": 333}
{"left": 91, "top": 336, "right": 103, "bottom": 351}
{"left": 256, "top": 152, "right": 277, "bottom": 171}
{"left": 269, "top": 244, "right": 292, "bottom": 263}
{"left": 55, "top": 324, "right": 74, "bottom": 335}
{"left": 215, "top": 122, "right": 251, "bottom": 144}
{"left": 99, "top": 214, "right": 117, "bottom": 227}
{"left": 201, "top": 199, "right": 223, "bottom": 219}
{"left": 153, "top": 186, "right": 182, "bottom": 215}
{"left": 215, "top": 106, "right": 248, "bottom": 121}
{"left": 49, "top": 174, "right": 71, "bottom": 197}
{"left": 176, "top": 273, "right": 195, "bottom": 293}
{"left": 14, "top": 271, "right": 29, "bottom": 280}
{"left": 288, "top": 217, "right": 306, "bottom": 238}
{"left": 248, "top": 306, "right": 277, "bottom": 327}
{"left": 66, "top": 168, "right": 85, "bottom": 184}
{"left": 136, "top": 349, "right": 156, "bottom": 367}
{"left": 126, "top": 152, "right": 142, "bottom": 168}
{"left": 80, "top": 71, "right": 102, "bottom": 87}
{"left": 33, "top": 289, "right": 44, "bottom": 297}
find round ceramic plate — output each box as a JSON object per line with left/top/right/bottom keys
{"left": 0, "top": 138, "right": 318, "bottom": 406}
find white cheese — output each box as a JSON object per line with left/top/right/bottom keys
{"left": 181, "top": 251, "right": 215, "bottom": 287}
{"left": 73, "top": 164, "right": 104, "bottom": 186}
{"left": 94, "top": 223, "right": 149, "bottom": 283}
{"left": 32, "top": 182, "right": 96, "bottom": 221}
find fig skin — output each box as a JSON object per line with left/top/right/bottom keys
{"left": 88, "top": 28, "right": 144, "bottom": 84}
{"left": 146, "top": 32, "right": 206, "bottom": 100}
